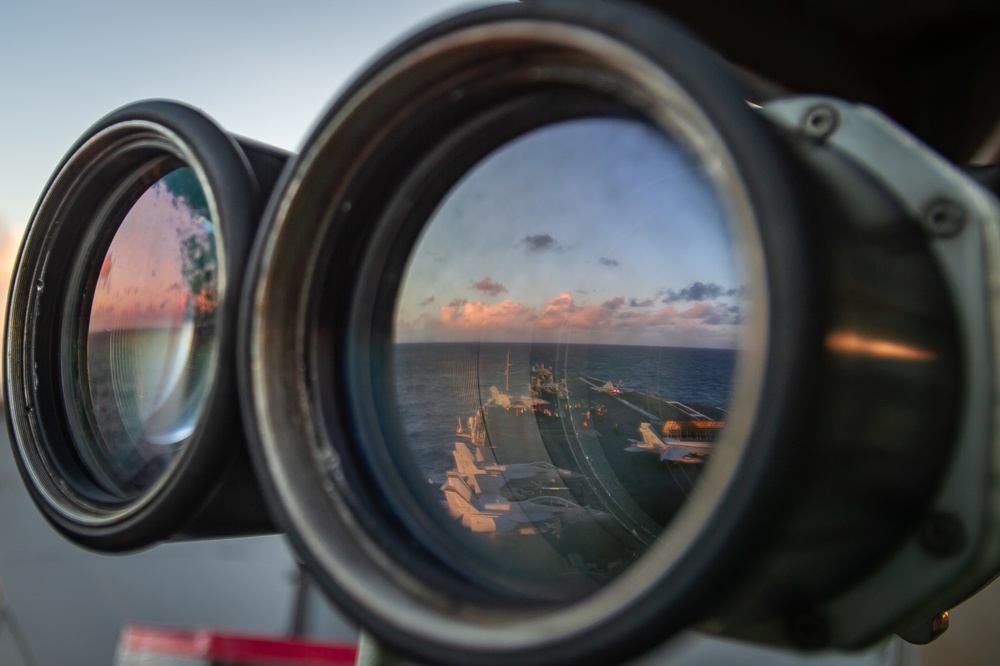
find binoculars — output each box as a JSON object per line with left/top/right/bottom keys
{"left": 6, "top": 2, "right": 1000, "bottom": 664}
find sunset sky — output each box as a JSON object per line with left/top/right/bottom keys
{"left": 88, "top": 169, "right": 216, "bottom": 332}
{"left": 395, "top": 118, "right": 745, "bottom": 348}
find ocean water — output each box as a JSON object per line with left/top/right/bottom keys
{"left": 393, "top": 342, "right": 735, "bottom": 480}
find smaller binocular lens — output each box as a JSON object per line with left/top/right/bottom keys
{"left": 78, "top": 166, "right": 221, "bottom": 498}
{"left": 392, "top": 117, "right": 745, "bottom": 597}
{"left": 5, "top": 100, "right": 281, "bottom": 550}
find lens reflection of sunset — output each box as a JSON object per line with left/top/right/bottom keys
{"left": 396, "top": 118, "right": 744, "bottom": 350}
{"left": 89, "top": 168, "right": 218, "bottom": 333}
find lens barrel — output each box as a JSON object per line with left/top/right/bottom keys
{"left": 5, "top": 101, "right": 288, "bottom": 551}
{"left": 237, "top": 1, "right": 953, "bottom": 663}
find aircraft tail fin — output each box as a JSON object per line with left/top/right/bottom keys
{"left": 489, "top": 386, "right": 512, "bottom": 409}
{"left": 453, "top": 442, "right": 480, "bottom": 477}
{"left": 443, "top": 478, "right": 502, "bottom": 532}
{"left": 443, "top": 476, "right": 476, "bottom": 517}
{"left": 452, "top": 443, "right": 504, "bottom": 494}
{"left": 639, "top": 423, "right": 664, "bottom": 449}
{"left": 443, "top": 473, "right": 473, "bottom": 502}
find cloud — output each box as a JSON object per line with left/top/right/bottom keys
{"left": 598, "top": 257, "right": 619, "bottom": 267}
{"left": 681, "top": 302, "right": 714, "bottom": 319}
{"left": 680, "top": 302, "right": 743, "bottom": 325}
{"left": 645, "top": 306, "right": 678, "bottom": 326}
{"left": 433, "top": 293, "right": 694, "bottom": 334}
{"left": 439, "top": 298, "right": 533, "bottom": 329}
{"left": 537, "top": 292, "right": 613, "bottom": 330}
{"left": 472, "top": 276, "right": 507, "bottom": 296}
{"left": 518, "top": 233, "right": 561, "bottom": 252}
{"left": 398, "top": 288, "right": 743, "bottom": 346}
{"left": 419, "top": 295, "right": 435, "bottom": 306}
{"left": 662, "top": 281, "right": 726, "bottom": 303}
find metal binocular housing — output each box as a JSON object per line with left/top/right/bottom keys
{"left": 6, "top": 1, "right": 1000, "bottom": 664}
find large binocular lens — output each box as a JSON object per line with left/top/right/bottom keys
{"left": 7, "top": 1, "right": 999, "bottom": 665}
{"left": 242, "top": 2, "right": 975, "bottom": 663}
{"left": 242, "top": 3, "right": 795, "bottom": 664}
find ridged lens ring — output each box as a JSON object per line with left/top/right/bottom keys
{"left": 74, "top": 166, "right": 220, "bottom": 498}
{"left": 5, "top": 100, "right": 269, "bottom": 550}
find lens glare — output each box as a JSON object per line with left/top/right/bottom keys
{"left": 81, "top": 167, "right": 220, "bottom": 497}
{"left": 393, "top": 118, "right": 745, "bottom": 597}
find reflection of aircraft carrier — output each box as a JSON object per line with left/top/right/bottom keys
{"left": 438, "top": 361, "right": 728, "bottom": 585}
{"left": 452, "top": 440, "right": 582, "bottom": 497}
{"left": 626, "top": 422, "right": 713, "bottom": 463}
{"left": 591, "top": 379, "right": 623, "bottom": 395}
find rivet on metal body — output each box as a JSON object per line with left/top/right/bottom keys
{"left": 923, "top": 199, "right": 966, "bottom": 237}
{"left": 801, "top": 104, "right": 839, "bottom": 141}
{"left": 920, "top": 513, "right": 966, "bottom": 558}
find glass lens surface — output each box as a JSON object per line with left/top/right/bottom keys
{"left": 393, "top": 118, "right": 748, "bottom": 597}
{"left": 82, "top": 167, "right": 220, "bottom": 497}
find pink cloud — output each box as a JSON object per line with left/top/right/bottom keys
{"left": 681, "top": 302, "right": 713, "bottom": 319}
{"left": 439, "top": 298, "right": 532, "bottom": 329}
{"left": 643, "top": 306, "right": 678, "bottom": 326}
{"left": 472, "top": 276, "right": 507, "bottom": 296}
{"left": 536, "top": 292, "right": 614, "bottom": 330}
{"left": 398, "top": 289, "right": 741, "bottom": 347}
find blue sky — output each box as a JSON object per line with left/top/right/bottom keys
{"left": 1, "top": 0, "right": 747, "bottom": 349}
{"left": 396, "top": 119, "right": 745, "bottom": 347}
{"left": 0, "top": 0, "right": 493, "bottom": 325}
{"left": 0, "top": 1, "right": 488, "bottom": 232}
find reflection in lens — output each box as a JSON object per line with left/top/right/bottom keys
{"left": 393, "top": 118, "right": 745, "bottom": 597}
{"left": 81, "top": 167, "right": 220, "bottom": 497}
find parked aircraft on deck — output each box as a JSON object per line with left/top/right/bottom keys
{"left": 626, "top": 423, "right": 713, "bottom": 464}
{"left": 442, "top": 473, "right": 601, "bottom": 534}
{"left": 591, "top": 380, "right": 624, "bottom": 395}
